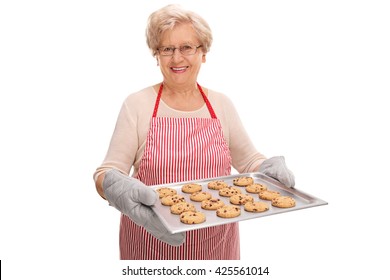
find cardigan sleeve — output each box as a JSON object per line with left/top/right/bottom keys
{"left": 212, "top": 92, "right": 267, "bottom": 173}
{"left": 93, "top": 99, "right": 139, "bottom": 180}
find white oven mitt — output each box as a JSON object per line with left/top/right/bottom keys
{"left": 259, "top": 156, "right": 295, "bottom": 188}
{"left": 103, "top": 169, "right": 185, "bottom": 246}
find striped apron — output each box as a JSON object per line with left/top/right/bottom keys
{"left": 119, "top": 83, "right": 240, "bottom": 260}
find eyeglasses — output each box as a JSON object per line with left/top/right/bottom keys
{"left": 157, "top": 44, "right": 203, "bottom": 56}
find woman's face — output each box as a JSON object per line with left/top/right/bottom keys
{"left": 156, "top": 23, "right": 206, "bottom": 88}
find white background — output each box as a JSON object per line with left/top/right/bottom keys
{"left": 1, "top": 0, "right": 389, "bottom": 279}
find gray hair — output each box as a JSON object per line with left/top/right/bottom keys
{"left": 146, "top": 4, "right": 213, "bottom": 56}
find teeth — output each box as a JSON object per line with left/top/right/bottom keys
{"left": 172, "top": 67, "right": 186, "bottom": 71}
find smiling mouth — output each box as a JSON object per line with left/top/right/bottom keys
{"left": 171, "top": 66, "right": 188, "bottom": 73}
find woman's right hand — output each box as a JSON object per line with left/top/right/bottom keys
{"left": 103, "top": 169, "right": 186, "bottom": 246}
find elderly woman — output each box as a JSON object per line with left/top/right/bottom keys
{"left": 94, "top": 4, "right": 294, "bottom": 260}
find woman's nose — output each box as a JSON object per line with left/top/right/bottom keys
{"left": 171, "top": 49, "right": 184, "bottom": 62}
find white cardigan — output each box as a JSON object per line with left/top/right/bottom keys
{"left": 94, "top": 86, "right": 266, "bottom": 180}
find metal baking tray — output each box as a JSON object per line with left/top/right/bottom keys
{"left": 151, "top": 172, "right": 327, "bottom": 234}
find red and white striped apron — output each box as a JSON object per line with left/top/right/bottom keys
{"left": 119, "top": 83, "right": 240, "bottom": 260}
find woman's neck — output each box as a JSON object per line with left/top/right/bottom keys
{"left": 162, "top": 81, "right": 198, "bottom": 97}
{"left": 156, "top": 82, "right": 207, "bottom": 111}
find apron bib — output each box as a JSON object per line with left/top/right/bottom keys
{"left": 119, "top": 84, "right": 240, "bottom": 259}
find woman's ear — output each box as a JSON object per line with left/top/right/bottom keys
{"left": 202, "top": 54, "right": 206, "bottom": 63}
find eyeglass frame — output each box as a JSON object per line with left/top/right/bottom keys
{"left": 157, "top": 44, "right": 203, "bottom": 56}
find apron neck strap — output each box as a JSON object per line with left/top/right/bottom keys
{"left": 152, "top": 83, "right": 217, "bottom": 119}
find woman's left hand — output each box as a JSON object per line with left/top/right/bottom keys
{"left": 258, "top": 156, "right": 295, "bottom": 188}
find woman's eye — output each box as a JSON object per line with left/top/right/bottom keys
{"left": 163, "top": 47, "right": 174, "bottom": 52}
{"left": 181, "top": 45, "right": 193, "bottom": 51}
